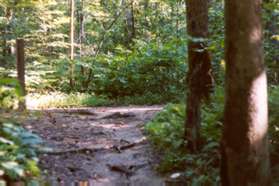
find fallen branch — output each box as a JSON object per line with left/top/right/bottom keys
{"left": 39, "top": 138, "right": 147, "bottom": 155}
{"left": 107, "top": 164, "right": 133, "bottom": 176}
{"left": 39, "top": 147, "right": 104, "bottom": 155}
{"left": 115, "top": 138, "right": 147, "bottom": 152}
{"left": 62, "top": 109, "right": 97, "bottom": 116}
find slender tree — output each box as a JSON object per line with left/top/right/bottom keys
{"left": 221, "top": 0, "right": 271, "bottom": 185}
{"left": 69, "top": 0, "right": 75, "bottom": 88}
{"left": 2, "top": 7, "right": 12, "bottom": 65}
{"left": 185, "top": 0, "right": 213, "bottom": 152}
{"left": 125, "top": 0, "right": 135, "bottom": 45}
{"left": 16, "top": 39, "right": 26, "bottom": 111}
{"left": 78, "top": 0, "right": 85, "bottom": 57}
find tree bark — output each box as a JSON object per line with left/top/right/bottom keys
{"left": 69, "top": 0, "right": 75, "bottom": 88}
{"left": 16, "top": 39, "right": 26, "bottom": 111}
{"left": 70, "top": 0, "right": 75, "bottom": 60}
{"left": 78, "top": 0, "right": 86, "bottom": 87}
{"left": 2, "top": 7, "right": 12, "bottom": 65}
{"left": 78, "top": 0, "right": 85, "bottom": 57}
{"left": 185, "top": 0, "right": 213, "bottom": 152}
{"left": 221, "top": 0, "right": 271, "bottom": 185}
{"left": 125, "top": 0, "right": 135, "bottom": 45}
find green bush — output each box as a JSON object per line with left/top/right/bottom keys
{"left": 0, "top": 78, "right": 22, "bottom": 109}
{"left": 0, "top": 122, "right": 41, "bottom": 181}
{"left": 146, "top": 86, "right": 279, "bottom": 184}
{"left": 0, "top": 78, "right": 41, "bottom": 181}
{"left": 268, "top": 86, "right": 279, "bottom": 154}
{"left": 50, "top": 39, "right": 186, "bottom": 104}
{"left": 145, "top": 87, "right": 223, "bottom": 185}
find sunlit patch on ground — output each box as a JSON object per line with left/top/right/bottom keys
{"left": 23, "top": 106, "right": 169, "bottom": 184}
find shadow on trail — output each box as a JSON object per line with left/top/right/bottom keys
{"left": 22, "top": 106, "right": 186, "bottom": 186}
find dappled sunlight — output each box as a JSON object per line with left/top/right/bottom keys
{"left": 249, "top": 25, "right": 262, "bottom": 44}
{"left": 90, "top": 123, "right": 130, "bottom": 129}
{"left": 18, "top": 106, "right": 163, "bottom": 184}
{"left": 97, "top": 106, "right": 163, "bottom": 113}
{"left": 26, "top": 92, "right": 91, "bottom": 109}
{"left": 249, "top": 72, "right": 268, "bottom": 146}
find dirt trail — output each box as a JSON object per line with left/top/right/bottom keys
{"left": 24, "top": 106, "right": 171, "bottom": 185}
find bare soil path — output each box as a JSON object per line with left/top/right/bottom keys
{"left": 24, "top": 106, "right": 168, "bottom": 186}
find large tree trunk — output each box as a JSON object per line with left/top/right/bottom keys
{"left": 221, "top": 0, "right": 271, "bottom": 185}
{"left": 185, "top": 0, "right": 213, "bottom": 152}
{"left": 16, "top": 39, "right": 26, "bottom": 111}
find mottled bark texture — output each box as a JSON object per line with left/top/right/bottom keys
{"left": 185, "top": 0, "right": 213, "bottom": 152}
{"left": 16, "top": 39, "right": 26, "bottom": 111}
{"left": 221, "top": 0, "right": 271, "bottom": 185}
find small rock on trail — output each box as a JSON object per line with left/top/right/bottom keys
{"left": 24, "top": 106, "right": 171, "bottom": 185}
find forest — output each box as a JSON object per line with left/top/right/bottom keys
{"left": 0, "top": 0, "right": 278, "bottom": 185}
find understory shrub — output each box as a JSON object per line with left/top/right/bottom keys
{"left": 0, "top": 78, "right": 41, "bottom": 182}
{"left": 146, "top": 86, "right": 279, "bottom": 185}
{"left": 0, "top": 122, "right": 41, "bottom": 181}
{"left": 50, "top": 39, "right": 186, "bottom": 104}
{"left": 145, "top": 87, "right": 224, "bottom": 185}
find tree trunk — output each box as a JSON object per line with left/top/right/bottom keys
{"left": 16, "top": 39, "right": 26, "bottom": 111}
{"left": 221, "top": 0, "right": 271, "bottom": 185}
{"left": 185, "top": 0, "right": 213, "bottom": 152}
{"left": 78, "top": 0, "right": 85, "bottom": 80}
{"left": 2, "top": 37, "right": 7, "bottom": 64}
{"left": 176, "top": 1, "right": 179, "bottom": 43}
{"left": 2, "top": 7, "right": 12, "bottom": 65}
{"left": 125, "top": 0, "right": 135, "bottom": 45}
{"left": 69, "top": 0, "right": 75, "bottom": 88}
{"left": 78, "top": 0, "right": 85, "bottom": 57}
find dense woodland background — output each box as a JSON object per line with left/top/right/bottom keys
{"left": 0, "top": 0, "right": 278, "bottom": 185}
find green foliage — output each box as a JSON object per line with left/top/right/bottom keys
{"left": 146, "top": 86, "right": 279, "bottom": 184}
{"left": 26, "top": 92, "right": 112, "bottom": 109}
{"left": 0, "top": 77, "right": 41, "bottom": 181}
{"left": 0, "top": 122, "right": 41, "bottom": 180}
{"left": 268, "top": 86, "right": 279, "bottom": 154}
{"left": 51, "top": 39, "right": 186, "bottom": 104}
{"left": 145, "top": 87, "right": 223, "bottom": 184}
{"left": 263, "top": 0, "right": 279, "bottom": 84}
{"left": 0, "top": 78, "right": 22, "bottom": 109}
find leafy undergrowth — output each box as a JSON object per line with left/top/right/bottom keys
{"left": 26, "top": 92, "right": 183, "bottom": 109}
{"left": 0, "top": 122, "right": 41, "bottom": 181}
{"left": 145, "top": 88, "right": 224, "bottom": 185}
{"left": 146, "top": 86, "right": 279, "bottom": 185}
{"left": 38, "top": 39, "right": 186, "bottom": 102}
{"left": 269, "top": 86, "right": 279, "bottom": 181}
{"left": 0, "top": 78, "right": 41, "bottom": 182}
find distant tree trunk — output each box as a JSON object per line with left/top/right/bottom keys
{"left": 78, "top": 0, "right": 85, "bottom": 57}
{"left": 221, "top": 0, "right": 271, "bottom": 185}
{"left": 185, "top": 0, "right": 213, "bottom": 152}
{"left": 69, "top": 0, "right": 75, "bottom": 88}
{"left": 78, "top": 0, "right": 88, "bottom": 91}
{"left": 16, "top": 39, "right": 26, "bottom": 111}
{"left": 2, "top": 7, "right": 12, "bottom": 65}
{"left": 2, "top": 37, "right": 7, "bottom": 63}
{"left": 143, "top": 0, "right": 149, "bottom": 28}
{"left": 176, "top": 1, "right": 179, "bottom": 43}
{"left": 125, "top": 0, "right": 135, "bottom": 45}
